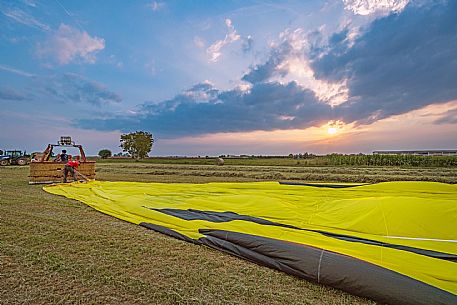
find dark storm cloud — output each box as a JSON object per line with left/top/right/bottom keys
{"left": 78, "top": 81, "right": 333, "bottom": 137}
{"left": 312, "top": 0, "right": 457, "bottom": 124}
{"left": 241, "top": 39, "right": 292, "bottom": 84}
{"left": 77, "top": 0, "right": 457, "bottom": 137}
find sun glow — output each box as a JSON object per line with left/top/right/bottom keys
{"left": 327, "top": 127, "right": 338, "bottom": 135}
{"left": 324, "top": 120, "right": 345, "bottom": 136}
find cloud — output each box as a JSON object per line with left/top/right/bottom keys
{"left": 23, "top": 0, "right": 37, "bottom": 7}
{"left": 242, "top": 28, "right": 349, "bottom": 106}
{"left": 77, "top": 1, "right": 457, "bottom": 138}
{"left": 434, "top": 107, "right": 457, "bottom": 125}
{"left": 342, "top": 0, "right": 410, "bottom": 16}
{"left": 181, "top": 82, "right": 219, "bottom": 102}
{"left": 37, "top": 23, "right": 105, "bottom": 64}
{"left": 0, "top": 66, "right": 121, "bottom": 107}
{"left": 241, "top": 40, "right": 291, "bottom": 84}
{"left": 78, "top": 81, "right": 332, "bottom": 137}
{"left": 147, "top": 1, "right": 164, "bottom": 11}
{"left": 44, "top": 73, "right": 122, "bottom": 106}
{"left": 194, "top": 36, "right": 205, "bottom": 48}
{"left": 0, "top": 87, "right": 26, "bottom": 101}
{"left": 0, "top": 64, "right": 35, "bottom": 77}
{"left": 242, "top": 35, "right": 254, "bottom": 53}
{"left": 312, "top": 0, "right": 457, "bottom": 124}
{"left": 207, "top": 19, "right": 241, "bottom": 62}
{"left": 1, "top": 7, "right": 50, "bottom": 31}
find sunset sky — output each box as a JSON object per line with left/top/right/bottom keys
{"left": 1, "top": 0, "right": 456, "bottom": 156}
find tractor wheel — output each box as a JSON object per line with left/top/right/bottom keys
{"left": 17, "top": 158, "right": 28, "bottom": 166}
{"left": 0, "top": 160, "right": 9, "bottom": 166}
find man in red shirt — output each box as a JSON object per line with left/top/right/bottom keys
{"left": 63, "top": 156, "right": 80, "bottom": 183}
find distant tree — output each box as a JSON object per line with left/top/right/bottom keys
{"left": 98, "top": 149, "right": 112, "bottom": 159}
{"left": 120, "top": 131, "right": 154, "bottom": 159}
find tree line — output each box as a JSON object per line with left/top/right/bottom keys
{"left": 95, "top": 131, "right": 456, "bottom": 167}
{"left": 98, "top": 131, "right": 154, "bottom": 159}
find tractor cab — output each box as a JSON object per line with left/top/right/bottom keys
{"left": 29, "top": 136, "right": 96, "bottom": 184}
{"left": 7, "top": 150, "right": 24, "bottom": 158}
{"left": 0, "top": 150, "right": 30, "bottom": 166}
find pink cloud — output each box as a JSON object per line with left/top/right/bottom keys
{"left": 342, "top": 0, "right": 409, "bottom": 16}
{"left": 38, "top": 24, "right": 105, "bottom": 65}
{"left": 207, "top": 19, "right": 241, "bottom": 62}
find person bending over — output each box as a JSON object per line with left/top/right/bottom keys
{"left": 63, "top": 156, "right": 80, "bottom": 183}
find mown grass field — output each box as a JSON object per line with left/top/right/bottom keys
{"left": 2, "top": 162, "right": 456, "bottom": 304}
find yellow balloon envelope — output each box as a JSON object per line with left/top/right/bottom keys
{"left": 44, "top": 181, "right": 457, "bottom": 305}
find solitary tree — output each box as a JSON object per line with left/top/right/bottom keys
{"left": 98, "top": 149, "right": 112, "bottom": 159}
{"left": 120, "top": 131, "right": 154, "bottom": 159}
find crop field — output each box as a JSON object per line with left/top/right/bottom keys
{"left": 1, "top": 161, "right": 456, "bottom": 304}
{"left": 95, "top": 159, "right": 457, "bottom": 184}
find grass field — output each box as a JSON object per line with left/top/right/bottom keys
{"left": 2, "top": 162, "right": 456, "bottom": 304}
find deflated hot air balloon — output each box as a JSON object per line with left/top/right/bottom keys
{"left": 44, "top": 181, "right": 457, "bottom": 305}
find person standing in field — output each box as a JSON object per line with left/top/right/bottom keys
{"left": 63, "top": 155, "right": 80, "bottom": 183}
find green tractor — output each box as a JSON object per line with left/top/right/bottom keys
{"left": 0, "top": 150, "right": 30, "bottom": 166}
